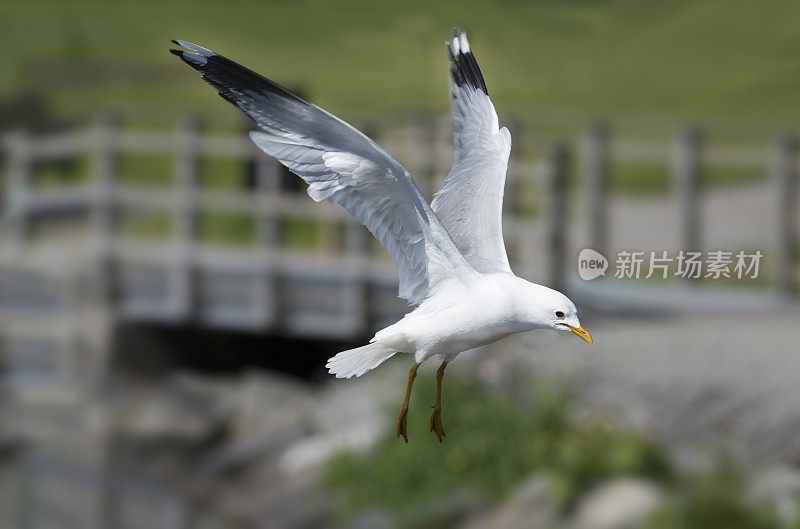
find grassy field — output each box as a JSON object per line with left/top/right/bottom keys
{"left": 3, "top": 0, "right": 800, "bottom": 139}
{"left": 4, "top": 0, "right": 797, "bottom": 246}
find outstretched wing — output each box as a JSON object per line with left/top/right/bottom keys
{"left": 431, "top": 30, "right": 512, "bottom": 274}
{"left": 171, "top": 40, "right": 476, "bottom": 304}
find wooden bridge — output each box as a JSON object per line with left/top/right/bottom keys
{"left": 0, "top": 115, "right": 548, "bottom": 390}
{"left": 0, "top": 113, "right": 798, "bottom": 529}
{"left": 1, "top": 114, "right": 798, "bottom": 387}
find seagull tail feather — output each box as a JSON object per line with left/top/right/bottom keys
{"left": 326, "top": 343, "right": 396, "bottom": 379}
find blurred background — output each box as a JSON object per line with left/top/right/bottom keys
{"left": 0, "top": 1, "right": 799, "bottom": 528}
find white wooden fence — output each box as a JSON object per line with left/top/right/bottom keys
{"left": 1, "top": 115, "right": 797, "bottom": 334}
{"left": 0, "top": 113, "right": 797, "bottom": 529}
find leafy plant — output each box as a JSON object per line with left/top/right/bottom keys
{"left": 638, "top": 457, "right": 781, "bottom": 529}
{"left": 325, "top": 375, "right": 670, "bottom": 527}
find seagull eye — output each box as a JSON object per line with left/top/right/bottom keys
{"left": 555, "top": 311, "right": 565, "bottom": 318}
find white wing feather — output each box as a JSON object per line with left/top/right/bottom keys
{"left": 171, "top": 40, "right": 477, "bottom": 304}
{"left": 431, "top": 30, "right": 513, "bottom": 274}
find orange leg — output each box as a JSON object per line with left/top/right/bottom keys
{"left": 396, "top": 363, "right": 419, "bottom": 442}
{"left": 429, "top": 361, "right": 448, "bottom": 442}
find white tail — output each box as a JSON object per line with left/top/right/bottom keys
{"left": 326, "top": 343, "right": 396, "bottom": 379}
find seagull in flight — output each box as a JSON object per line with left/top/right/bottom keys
{"left": 171, "top": 29, "right": 592, "bottom": 442}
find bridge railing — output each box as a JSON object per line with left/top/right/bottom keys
{"left": 1, "top": 113, "right": 797, "bottom": 306}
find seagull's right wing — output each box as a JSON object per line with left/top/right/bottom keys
{"left": 431, "top": 30, "right": 513, "bottom": 274}
{"left": 171, "top": 40, "right": 476, "bottom": 305}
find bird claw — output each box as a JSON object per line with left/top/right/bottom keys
{"left": 396, "top": 404, "right": 409, "bottom": 442}
{"left": 429, "top": 404, "right": 445, "bottom": 442}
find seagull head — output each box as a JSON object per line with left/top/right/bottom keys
{"left": 517, "top": 282, "right": 593, "bottom": 344}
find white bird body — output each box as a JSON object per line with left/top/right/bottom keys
{"left": 375, "top": 273, "right": 576, "bottom": 364}
{"left": 172, "top": 29, "right": 592, "bottom": 440}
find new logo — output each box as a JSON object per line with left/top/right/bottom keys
{"left": 578, "top": 249, "right": 608, "bottom": 280}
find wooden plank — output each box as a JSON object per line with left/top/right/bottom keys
{"left": 171, "top": 116, "right": 200, "bottom": 320}
{"left": 253, "top": 153, "right": 282, "bottom": 330}
{"left": 673, "top": 126, "right": 703, "bottom": 258}
{"left": 90, "top": 114, "right": 118, "bottom": 305}
{"left": 5, "top": 130, "right": 32, "bottom": 255}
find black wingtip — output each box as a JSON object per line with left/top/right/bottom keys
{"left": 169, "top": 48, "right": 197, "bottom": 70}
{"left": 169, "top": 40, "right": 312, "bottom": 109}
{"left": 446, "top": 28, "right": 488, "bottom": 95}
{"left": 170, "top": 39, "right": 180, "bottom": 46}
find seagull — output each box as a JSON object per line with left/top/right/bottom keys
{"left": 171, "top": 29, "right": 592, "bottom": 442}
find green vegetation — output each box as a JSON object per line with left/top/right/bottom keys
{"left": 326, "top": 375, "right": 670, "bottom": 525}
{"left": 639, "top": 459, "right": 781, "bottom": 529}
{"left": 327, "top": 374, "right": 800, "bottom": 529}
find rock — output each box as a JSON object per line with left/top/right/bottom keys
{"left": 461, "top": 475, "right": 555, "bottom": 529}
{"left": 750, "top": 465, "right": 800, "bottom": 522}
{"left": 278, "top": 421, "right": 382, "bottom": 475}
{"left": 204, "top": 371, "right": 316, "bottom": 472}
{"left": 278, "top": 376, "right": 386, "bottom": 475}
{"left": 574, "top": 478, "right": 662, "bottom": 529}
{"left": 347, "top": 509, "right": 395, "bottom": 529}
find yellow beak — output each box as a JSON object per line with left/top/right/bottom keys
{"left": 565, "top": 324, "right": 593, "bottom": 345}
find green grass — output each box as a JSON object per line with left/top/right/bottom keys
{"left": 283, "top": 218, "right": 321, "bottom": 250}
{"left": 607, "top": 161, "right": 762, "bottom": 195}
{"left": 200, "top": 157, "right": 248, "bottom": 190}
{"left": 118, "top": 154, "right": 172, "bottom": 187}
{"left": 198, "top": 211, "right": 256, "bottom": 245}
{"left": 4, "top": 0, "right": 800, "bottom": 138}
{"left": 33, "top": 157, "right": 90, "bottom": 189}
{"left": 4, "top": 0, "right": 794, "bottom": 239}
{"left": 118, "top": 212, "right": 171, "bottom": 239}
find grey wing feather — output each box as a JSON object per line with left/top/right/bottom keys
{"left": 171, "top": 40, "right": 476, "bottom": 304}
{"left": 431, "top": 30, "right": 513, "bottom": 274}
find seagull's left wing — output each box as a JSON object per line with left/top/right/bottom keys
{"left": 431, "top": 30, "right": 513, "bottom": 274}
{"left": 170, "top": 40, "right": 477, "bottom": 305}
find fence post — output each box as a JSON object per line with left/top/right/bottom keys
{"left": 6, "top": 130, "right": 32, "bottom": 256}
{"left": 86, "top": 120, "right": 121, "bottom": 529}
{"left": 91, "top": 113, "right": 118, "bottom": 304}
{"left": 172, "top": 115, "right": 200, "bottom": 320}
{"left": 254, "top": 151, "right": 282, "bottom": 329}
{"left": 545, "top": 142, "right": 569, "bottom": 292}
{"left": 581, "top": 122, "right": 609, "bottom": 257}
{"left": 773, "top": 132, "right": 797, "bottom": 298}
{"left": 673, "top": 126, "right": 702, "bottom": 260}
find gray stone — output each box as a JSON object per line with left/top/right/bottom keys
{"left": 574, "top": 478, "right": 662, "bottom": 529}
{"left": 461, "top": 475, "right": 555, "bottom": 529}
{"left": 750, "top": 465, "right": 800, "bottom": 522}
{"left": 348, "top": 509, "right": 395, "bottom": 529}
